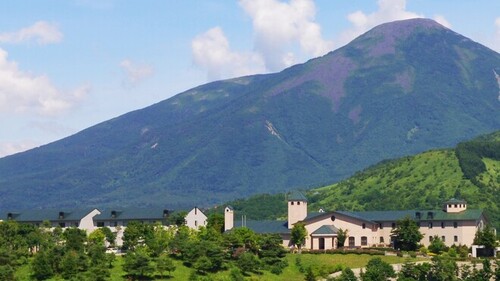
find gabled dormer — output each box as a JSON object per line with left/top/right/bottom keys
{"left": 443, "top": 198, "right": 467, "bottom": 213}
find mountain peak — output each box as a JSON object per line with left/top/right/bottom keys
{"left": 349, "top": 18, "right": 452, "bottom": 57}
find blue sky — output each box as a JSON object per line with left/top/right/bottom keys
{"left": 1, "top": 0, "right": 499, "bottom": 157}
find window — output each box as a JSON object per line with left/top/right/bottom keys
{"left": 349, "top": 237, "right": 355, "bottom": 247}
{"left": 297, "top": 201, "right": 300, "bottom": 205}
{"left": 391, "top": 223, "right": 396, "bottom": 229}
{"left": 415, "top": 212, "right": 421, "bottom": 220}
{"left": 441, "top": 222, "right": 445, "bottom": 228}
{"left": 429, "top": 236, "right": 433, "bottom": 242}
{"left": 428, "top": 222, "right": 433, "bottom": 229}
{"left": 362, "top": 223, "right": 366, "bottom": 229}
{"left": 195, "top": 220, "right": 198, "bottom": 227}
{"left": 379, "top": 223, "right": 383, "bottom": 229}
{"left": 361, "top": 236, "right": 367, "bottom": 246}
{"left": 97, "top": 222, "right": 104, "bottom": 227}
{"left": 380, "top": 237, "right": 384, "bottom": 244}
{"left": 331, "top": 215, "right": 336, "bottom": 221}
{"left": 453, "top": 222, "right": 458, "bottom": 228}
{"left": 454, "top": 236, "right": 458, "bottom": 242}
{"left": 441, "top": 236, "right": 445, "bottom": 242}
{"left": 291, "top": 202, "right": 294, "bottom": 205}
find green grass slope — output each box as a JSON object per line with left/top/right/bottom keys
{"left": 308, "top": 131, "right": 500, "bottom": 230}
{"left": 225, "top": 131, "right": 500, "bottom": 231}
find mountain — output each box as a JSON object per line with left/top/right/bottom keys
{"left": 223, "top": 131, "right": 500, "bottom": 230}
{"left": 0, "top": 18, "right": 499, "bottom": 209}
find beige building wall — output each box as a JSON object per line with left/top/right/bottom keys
{"left": 185, "top": 207, "right": 207, "bottom": 230}
{"left": 303, "top": 213, "right": 377, "bottom": 249}
{"left": 79, "top": 209, "right": 101, "bottom": 233}
{"left": 288, "top": 200, "right": 307, "bottom": 229}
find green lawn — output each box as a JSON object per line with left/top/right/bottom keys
{"left": 15, "top": 253, "right": 421, "bottom": 280}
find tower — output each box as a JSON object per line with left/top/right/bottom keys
{"left": 287, "top": 191, "right": 308, "bottom": 229}
{"left": 224, "top": 206, "right": 234, "bottom": 231}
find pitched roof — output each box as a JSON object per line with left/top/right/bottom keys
{"left": 311, "top": 225, "right": 338, "bottom": 236}
{"left": 234, "top": 220, "right": 290, "bottom": 234}
{"left": 1, "top": 208, "right": 98, "bottom": 222}
{"left": 444, "top": 198, "right": 467, "bottom": 204}
{"left": 288, "top": 191, "right": 307, "bottom": 202}
{"left": 94, "top": 207, "right": 170, "bottom": 221}
{"left": 341, "top": 209, "right": 484, "bottom": 222}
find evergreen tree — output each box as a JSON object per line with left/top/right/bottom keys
{"left": 156, "top": 254, "right": 176, "bottom": 278}
{"left": 338, "top": 267, "right": 358, "bottom": 281}
{"left": 361, "top": 257, "right": 395, "bottom": 281}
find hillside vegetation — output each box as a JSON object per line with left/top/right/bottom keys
{"left": 228, "top": 131, "right": 500, "bottom": 230}
{"left": 309, "top": 131, "right": 500, "bottom": 230}
{"left": 1, "top": 19, "right": 499, "bottom": 209}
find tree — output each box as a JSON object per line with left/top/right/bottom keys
{"left": 337, "top": 228, "right": 348, "bottom": 248}
{"left": 473, "top": 224, "right": 497, "bottom": 250}
{"left": 258, "top": 234, "right": 287, "bottom": 268}
{"left": 338, "top": 267, "right": 358, "bottom": 281}
{"left": 428, "top": 255, "right": 458, "bottom": 281}
{"left": 123, "top": 246, "right": 155, "bottom": 280}
{"left": 428, "top": 236, "right": 447, "bottom": 254}
{"left": 361, "top": 257, "right": 396, "bottom": 281}
{"left": 194, "top": 256, "right": 213, "bottom": 275}
{"left": 156, "top": 254, "right": 176, "bottom": 278}
{"left": 291, "top": 222, "right": 308, "bottom": 252}
{"left": 236, "top": 252, "right": 260, "bottom": 275}
{"left": 304, "top": 266, "right": 316, "bottom": 281}
{"left": 31, "top": 250, "right": 54, "bottom": 280}
{"left": 398, "top": 260, "right": 431, "bottom": 281}
{"left": 391, "top": 216, "right": 423, "bottom": 251}
{"left": 60, "top": 250, "right": 81, "bottom": 280}
{"left": 207, "top": 213, "right": 225, "bottom": 233}
{"left": 168, "top": 211, "right": 188, "bottom": 226}
{"left": 100, "top": 226, "right": 116, "bottom": 247}
{"left": 63, "top": 227, "right": 87, "bottom": 252}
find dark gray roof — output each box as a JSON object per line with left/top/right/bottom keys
{"left": 94, "top": 208, "right": 170, "bottom": 221}
{"left": 311, "top": 225, "right": 338, "bottom": 235}
{"left": 288, "top": 191, "right": 307, "bottom": 202}
{"left": 234, "top": 220, "right": 290, "bottom": 234}
{"left": 444, "top": 198, "right": 467, "bottom": 204}
{"left": 1, "top": 208, "right": 97, "bottom": 222}
{"left": 339, "top": 209, "right": 484, "bottom": 222}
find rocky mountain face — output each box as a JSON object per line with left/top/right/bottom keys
{"left": 1, "top": 18, "right": 499, "bottom": 209}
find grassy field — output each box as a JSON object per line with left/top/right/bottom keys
{"left": 15, "top": 253, "right": 421, "bottom": 280}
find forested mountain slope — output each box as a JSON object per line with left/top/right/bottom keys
{"left": 0, "top": 19, "right": 499, "bottom": 209}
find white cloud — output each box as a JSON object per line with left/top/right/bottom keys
{"left": 120, "top": 59, "right": 154, "bottom": 86}
{"left": 0, "top": 21, "right": 63, "bottom": 45}
{"left": 239, "top": 0, "right": 332, "bottom": 71}
{"left": 338, "top": 0, "right": 424, "bottom": 46}
{"left": 191, "top": 27, "right": 266, "bottom": 80}
{"left": 433, "top": 15, "right": 452, "bottom": 29}
{"left": 0, "top": 140, "right": 38, "bottom": 158}
{"left": 0, "top": 48, "right": 88, "bottom": 116}
{"left": 494, "top": 17, "right": 500, "bottom": 52}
